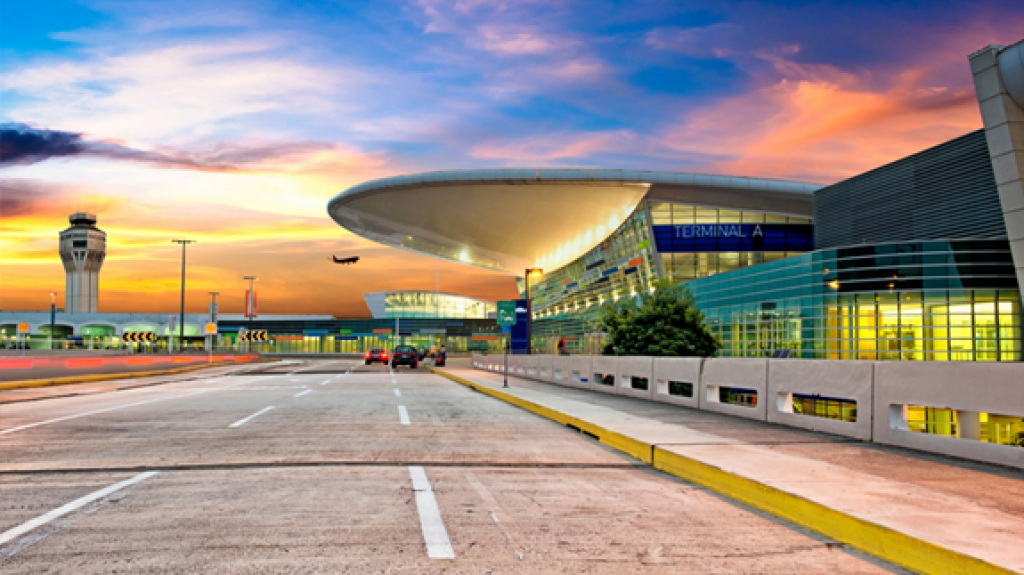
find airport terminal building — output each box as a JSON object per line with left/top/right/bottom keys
{"left": 328, "top": 40, "right": 1024, "bottom": 362}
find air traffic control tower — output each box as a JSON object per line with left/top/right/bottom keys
{"left": 59, "top": 212, "right": 106, "bottom": 313}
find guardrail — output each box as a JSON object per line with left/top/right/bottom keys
{"left": 471, "top": 353, "right": 1024, "bottom": 469}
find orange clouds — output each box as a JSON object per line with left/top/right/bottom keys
{"left": 661, "top": 56, "right": 983, "bottom": 183}
{"left": 0, "top": 162, "right": 518, "bottom": 317}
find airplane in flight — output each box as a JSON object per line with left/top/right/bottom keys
{"left": 329, "top": 255, "right": 360, "bottom": 264}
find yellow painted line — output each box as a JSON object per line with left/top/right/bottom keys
{"left": 0, "top": 359, "right": 262, "bottom": 391}
{"left": 427, "top": 366, "right": 1013, "bottom": 575}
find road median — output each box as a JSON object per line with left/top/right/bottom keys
{"left": 0, "top": 357, "right": 264, "bottom": 391}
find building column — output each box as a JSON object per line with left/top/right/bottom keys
{"left": 971, "top": 41, "right": 1024, "bottom": 304}
{"left": 957, "top": 410, "right": 982, "bottom": 441}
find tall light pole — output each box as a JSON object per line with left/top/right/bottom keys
{"left": 244, "top": 276, "right": 258, "bottom": 351}
{"left": 172, "top": 240, "right": 196, "bottom": 353}
{"left": 524, "top": 268, "right": 543, "bottom": 354}
{"left": 50, "top": 292, "right": 57, "bottom": 350}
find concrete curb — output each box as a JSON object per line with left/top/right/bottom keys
{"left": 427, "top": 366, "right": 1013, "bottom": 575}
{"left": 0, "top": 359, "right": 264, "bottom": 391}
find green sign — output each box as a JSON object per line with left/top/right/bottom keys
{"left": 496, "top": 300, "right": 517, "bottom": 326}
{"left": 339, "top": 329, "right": 352, "bottom": 334}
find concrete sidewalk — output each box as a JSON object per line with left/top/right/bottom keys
{"left": 431, "top": 364, "right": 1024, "bottom": 575}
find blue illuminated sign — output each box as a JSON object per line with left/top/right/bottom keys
{"left": 652, "top": 224, "right": 813, "bottom": 253}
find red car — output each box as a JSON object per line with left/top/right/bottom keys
{"left": 390, "top": 345, "right": 419, "bottom": 369}
{"left": 365, "top": 347, "right": 388, "bottom": 365}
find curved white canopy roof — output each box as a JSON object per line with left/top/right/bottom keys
{"left": 328, "top": 169, "right": 821, "bottom": 275}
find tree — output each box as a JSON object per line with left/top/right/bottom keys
{"left": 598, "top": 280, "right": 720, "bottom": 357}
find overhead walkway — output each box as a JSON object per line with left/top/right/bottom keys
{"left": 430, "top": 361, "right": 1024, "bottom": 575}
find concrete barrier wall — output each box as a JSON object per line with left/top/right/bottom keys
{"left": 589, "top": 356, "right": 619, "bottom": 394}
{"left": 618, "top": 356, "right": 654, "bottom": 400}
{"left": 700, "top": 358, "right": 768, "bottom": 420}
{"left": 874, "top": 362, "right": 1024, "bottom": 469}
{"left": 652, "top": 357, "right": 702, "bottom": 409}
{"left": 768, "top": 360, "right": 873, "bottom": 441}
{"left": 528, "top": 354, "right": 554, "bottom": 382}
{"left": 467, "top": 355, "right": 1024, "bottom": 469}
{"left": 557, "top": 355, "right": 592, "bottom": 389}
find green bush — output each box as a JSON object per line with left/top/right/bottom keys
{"left": 599, "top": 280, "right": 720, "bottom": 357}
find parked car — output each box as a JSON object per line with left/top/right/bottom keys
{"left": 365, "top": 347, "right": 388, "bottom": 365}
{"left": 390, "top": 345, "right": 419, "bottom": 369}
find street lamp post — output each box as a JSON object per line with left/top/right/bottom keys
{"left": 524, "top": 268, "right": 543, "bottom": 354}
{"left": 244, "top": 276, "right": 258, "bottom": 352}
{"left": 172, "top": 240, "right": 196, "bottom": 353}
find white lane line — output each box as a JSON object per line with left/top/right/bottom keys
{"left": 394, "top": 389, "right": 401, "bottom": 397}
{"left": 0, "top": 388, "right": 221, "bottom": 436}
{"left": 409, "top": 466, "right": 455, "bottom": 559}
{"left": 229, "top": 406, "right": 275, "bottom": 428}
{"left": 294, "top": 390, "right": 312, "bottom": 398}
{"left": 398, "top": 405, "right": 410, "bottom": 425}
{"left": 0, "top": 471, "right": 161, "bottom": 547}
{"left": 321, "top": 379, "right": 331, "bottom": 385}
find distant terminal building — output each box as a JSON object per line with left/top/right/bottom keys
{"left": 326, "top": 40, "right": 1024, "bottom": 361}
{"left": 364, "top": 291, "right": 495, "bottom": 319}
{"left": 59, "top": 213, "right": 106, "bottom": 313}
{"left": 1, "top": 299, "right": 504, "bottom": 354}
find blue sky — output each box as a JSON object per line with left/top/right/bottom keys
{"left": 1, "top": 0, "right": 1022, "bottom": 314}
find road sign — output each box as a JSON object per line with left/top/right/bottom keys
{"left": 17, "top": 322, "right": 29, "bottom": 333}
{"left": 497, "top": 300, "right": 517, "bottom": 326}
{"left": 123, "top": 331, "right": 155, "bottom": 343}
{"left": 203, "top": 322, "right": 217, "bottom": 335}
{"left": 240, "top": 330, "right": 268, "bottom": 342}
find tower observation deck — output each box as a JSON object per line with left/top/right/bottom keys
{"left": 59, "top": 212, "right": 106, "bottom": 313}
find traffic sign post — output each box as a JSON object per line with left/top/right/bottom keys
{"left": 496, "top": 300, "right": 517, "bottom": 326}
{"left": 497, "top": 300, "right": 515, "bottom": 384}
{"left": 204, "top": 322, "right": 217, "bottom": 361}
{"left": 17, "top": 322, "right": 29, "bottom": 356}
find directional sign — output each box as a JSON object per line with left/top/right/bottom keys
{"left": 203, "top": 322, "right": 218, "bottom": 335}
{"left": 17, "top": 322, "right": 29, "bottom": 333}
{"left": 123, "top": 331, "right": 155, "bottom": 343}
{"left": 240, "top": 330, "right": 268, "bottom": 342}
{"left": 496, "top": 300, "right": 517, "bottom": 326}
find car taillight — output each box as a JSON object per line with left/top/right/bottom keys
{"left": 365, "top": 353, "right": 370, "bottom": 359}
{"left": 383, "top": 353, "right": 388, "bottom": 359}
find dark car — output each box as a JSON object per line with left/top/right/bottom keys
{"left": 364, "top": 347, "right": 388, "bottom": 365}
{"left": 390, "top": 345, "right": 419, "bottom": 369}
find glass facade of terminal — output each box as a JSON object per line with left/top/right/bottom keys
{"left": 686, "top": 239, "right": 1021, "bottom": 361}
{"left": 649, "top": 202, "right": 812, "bottom": 281}
{"left": 529, "top": 200, "right": 814, "bottom": 353}
{"left": 381, "top": 292, "right": 495, "bottom": 319}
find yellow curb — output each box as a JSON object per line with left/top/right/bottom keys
{"left": 0, "top": 359, "right": 263, "bottom": 391}
{"left": 427, "top": 366, "right": 1013, "bottom": 575}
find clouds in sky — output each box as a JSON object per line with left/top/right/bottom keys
{"left": 1, "top": 0, "right": 1022, "bottom": 315}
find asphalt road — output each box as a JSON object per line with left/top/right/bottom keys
{"left": 0, "top": 359, "right": 904, "bottom": 573}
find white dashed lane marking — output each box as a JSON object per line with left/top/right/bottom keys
{"left": 409, "top": 466, "right": 455, "bottom": 559}
{"left": 229, "top": 406, "right": 275, "bottom": 428}
{"left": 398, "top": 405, "right": 410, "bottom": 425}
{"left": 0, "top": 472, "right": 162, "bottom": 547}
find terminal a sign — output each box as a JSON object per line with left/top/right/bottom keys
{"left": 652, "top": 224, "right": 813, "bottom": 253}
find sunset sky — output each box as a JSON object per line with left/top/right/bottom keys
{"left": 2, "top": 0, "right": 1022, "bottom": 317}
